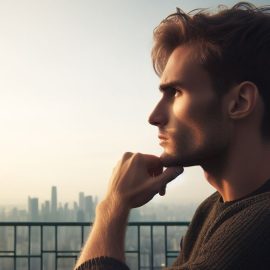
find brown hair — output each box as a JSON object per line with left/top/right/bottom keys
{"left": 152, "top": 2, "right": 270, "bottom": 139}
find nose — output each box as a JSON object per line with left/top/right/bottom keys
{"left": 148, "top": 100, "right": 168, "bottom": 127}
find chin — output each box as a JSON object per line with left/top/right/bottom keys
{"left": 160, "top": 152, "right": 182, "bottom": 167}
{"left": 160, "top": 151, "right": 198, "bottom": 168}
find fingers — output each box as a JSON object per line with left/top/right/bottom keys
{"left": 121, "top": 152, "right": 183, "bottom": 189}
{"left": 142, "top": 154, "right": 163, "bottom": 176}
{"left": 117, "top": 152, "right": 183, "bottom": 198}
{"left": 158, "top": 167, "right": 184, "bottom": 183}
{"left": 154, "top": 166, "right": 184, "bottom": 195}
{"left": 159, "top": 185, "right": 167, "bottom": 196}
{"left": 122, "top": 152, "right": 134, "bottom": 161}
{"left": 120, "top": 152, "right": 163, "bottom": 176}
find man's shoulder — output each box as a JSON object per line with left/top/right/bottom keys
{"left": 232, "top": 190, "right": 270, "bottom": 214}
{"left": 189, "top": 192, "right": 220, "bottom": 223}
{"left": 239, "top": 191, "right": 270, "bottom": 221}
{"left": 213, "top": 191, "right": 270, "bottom": 234}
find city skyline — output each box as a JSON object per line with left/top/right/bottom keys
{"left": 0, "top": 185, "right": 198, "bottom": 222}
{"left": 1, "top": 186, "right": 98, "bottom": 222}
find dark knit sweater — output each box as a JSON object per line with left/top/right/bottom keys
{"left": 75, "top": 180, "right": 270, "bottom": 270}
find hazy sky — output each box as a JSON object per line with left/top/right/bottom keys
{"left": 1, "top": 0, "right": 270, "bottom": 207}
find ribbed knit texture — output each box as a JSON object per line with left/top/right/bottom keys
{"left": 75, "top": 180, "right": 270, "bottom": 270}
{"left": 75, "top": 256, "right": 129, "bottom": 270}
{"left": 172, "top": 191, "right": 270, "bottom": 269}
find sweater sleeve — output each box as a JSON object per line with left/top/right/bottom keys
{"left": 74, "top": 257, "right": 130, "bottom": 270}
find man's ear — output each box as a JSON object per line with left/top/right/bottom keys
{"left": 228, "top": 81, "right": 259, "bottom": 119}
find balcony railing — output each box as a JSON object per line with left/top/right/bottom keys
{"left": 0, "top": 221, "right": 190, "bottom": 270}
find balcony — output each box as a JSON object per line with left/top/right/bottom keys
{"left": 0, "top": 221, "right": 189, "bottom": 270}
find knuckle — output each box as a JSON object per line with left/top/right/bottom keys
{"left": 132, "top": 152, "right": 143, "bottom": 162}
{"left": 122, "top": 152, "right": 133, "bottom": 160}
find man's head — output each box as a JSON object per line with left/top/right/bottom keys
{"left": 149, "top": 2, "right": 270, "bottom": 167}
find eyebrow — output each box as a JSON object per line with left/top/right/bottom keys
{"left": 159, "top": 80, "right": 186, "bottom": 92}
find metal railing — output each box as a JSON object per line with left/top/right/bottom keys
{"left": 0, "top": 221, "right": 189, "bottom": 270}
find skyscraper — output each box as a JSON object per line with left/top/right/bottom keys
{"left": 84, "top": 195, "right": 94, "bottom": 221}
{"left": 79, "top": 192, "right": 85, "bottom": 211}
{"left": 41, "top": 200, "right": 50, "bottom": 221}
{"left": 51, "top": 186, "right": 57, "bottom": 219}
{"left": 28, "top": 197, "right": 39, "bottom": 221}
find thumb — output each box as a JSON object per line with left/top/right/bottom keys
{"left": 154, "top": 166, "right": 184, "bottom": 190}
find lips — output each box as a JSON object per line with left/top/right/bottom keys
{"left": 158, "top": 133, "right": 169, "bottom": 141}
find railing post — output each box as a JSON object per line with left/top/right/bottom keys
{"left": 150, "top": 225, "right": 153, "bottom": 270}
{"left": 28, "top": 225, "right": 31, "bottom": 270}
{"left": 55, "top": 225, "right": 57, "bottom": 270}
{"left": 138, "top": 225, "right": 140, "bottom": 270}
{"left": 41, "top": 225, "right": 43, "bottom": 270}
{"left": 14, "top": 225, "right": 17, "bottom": 270}
{"left": 165, "top": 225, "right": 168, "bottom": 267}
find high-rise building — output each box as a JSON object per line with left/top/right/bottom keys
{"left": 28, "top": 197, "right": 39, "bottom": 221}
{"left": 76, "top": 209, "right": 84, "bottom": 222}
{"left": 79, "top": 192, "right": 85, "bottom": 210}
{"left": 41, "top": 200, "right": 50, "bottom": 221}
{"left": 84, "top": 195, "right": 94, "bottom": 221}
{"left": 51, "top": 186, "right": 57, "bottom": 218}
{"left": 73, "top": 201, "right": 78, "bottom": 212}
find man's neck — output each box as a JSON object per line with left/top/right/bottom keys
{"left": 202, "top": 136, "right": 270, "bottom": 202}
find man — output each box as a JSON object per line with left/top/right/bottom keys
{"left": 74, "top": 2, "right": 270, "bottom": 269}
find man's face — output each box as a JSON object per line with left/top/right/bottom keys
{"left": 149, "top": 45, "right": 230, "bottom": 167}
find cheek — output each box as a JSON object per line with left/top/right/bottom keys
{"left": 172, "top": 98, "right": 189, "bottom": 118}
{"left": 167, "top": 116, "right": 203, "bottom": 155}
{"left": 171, "top": 95, "right": 203, "bottom": 124}
{"left": 172, "top": 98, "right": 201, "bottom": 129}
{"left": 171, "top": 101, "right": 214, "bottom": 147}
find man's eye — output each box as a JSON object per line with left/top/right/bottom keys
{"left": 168, "top": 88, "right": 181, "bottom": 97}
{"left": 162, "top": 87, "right": 182, "bottom": 99}
{"left": 174, "top": 89, "right": 182, "bottom": 97}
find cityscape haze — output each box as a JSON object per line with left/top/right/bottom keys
{"left": 0, "top": 185, "right": 198, "bottom": 222}
{"left": 1, "top": 1, "right": 270, "bottom": 215}
{"left": 0, "top": 186, "right": 98, "bottom": 222}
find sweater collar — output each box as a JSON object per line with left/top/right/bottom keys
{"left": 219, "top": 178, "right": 270, "bottom": 205}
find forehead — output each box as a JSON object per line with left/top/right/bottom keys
{"left": 160, "top": 46, "right": 212, "bottom": 90}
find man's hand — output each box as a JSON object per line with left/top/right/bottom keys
{"left": 105, "top": 152, "right": 184, "bottom": 209}
{"left": 74, "top": 152, "right": 183, "bottom": 269}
